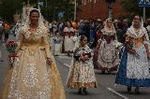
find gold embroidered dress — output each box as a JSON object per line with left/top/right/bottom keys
{"left": 66, "top": 45, "right": 98, "bottom": 89}
{"left": 2, "top": 25, "right": 66, "bottom": 99}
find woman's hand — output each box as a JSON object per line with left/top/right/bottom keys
{"left": 46, "top": 58, "right": 53, "bottom": 65}
{"left": 128, "top": 49, "right": 136, "bottom": 54}
{"left": 80, "top": 55, "right": 88, "bottom": 61}
{"left": 147, "top": 52, "right": 150, "bottom": 60}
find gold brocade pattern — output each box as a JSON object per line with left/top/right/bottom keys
{"left": 67, "top": 62, "right": 98, "bottom": 89}
{"left": 1, "top": 25, "right": 66, "bottom": 99}
{"left": 67, "top": 81, "right": 97, "bottom": 89}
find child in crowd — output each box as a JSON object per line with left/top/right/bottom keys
{"left": 66, "top": 35, "right": 98, "bottom": 94}
{"left": 53, "top": 32, "right": 62, "bottom": 56}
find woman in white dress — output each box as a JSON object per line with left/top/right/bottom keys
{"left": 63, "top": 21, "right": 75, "bottom": 56}
{"left": 115, "top": 15, "right": 150, "bottom": 94}
{"left": 95, "top": 18, "right": 120, "bottom": 74}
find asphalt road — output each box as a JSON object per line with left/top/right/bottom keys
{"left": 55, "top": 55, "right": 150, "bottom": 99}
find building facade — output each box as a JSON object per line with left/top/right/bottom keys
{"left": 77, "top": 0, "right": 129, "bottom": 20}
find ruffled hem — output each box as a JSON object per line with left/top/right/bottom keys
{"left": 67, "top": 82, "right": 98, "bottom": 89}
{"left": 115, "top": 49, "right": 150, "bottom": 87}
{"left": 1, "top": 58, "right": 66, "bottom": 99}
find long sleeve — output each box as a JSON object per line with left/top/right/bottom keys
{"left": 15, "top": 30, "right": 23, "bottom": 53}
{"left": 42, "top": 29, "right": 51, "bottom": 58}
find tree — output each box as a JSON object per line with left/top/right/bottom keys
{"left": 0, "top": 0, "right": 80, "bottom": 22}
{"left": 120, "top": 0, "right": 150, "bottom": 19}
{"left": 42, "top": 0, "right": 75, "bottom": 21}
{"left": 38, "top": 0, "right": 82, "bottom": 21}
{"left": 0, "top": 0, "right": 24, "bottom": 22}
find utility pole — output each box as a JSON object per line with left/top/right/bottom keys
{"left": 27, "top": 0, "right": 29, "bottom": 4}
{"left": 74, "top": 0, "right": 77, "bottom": 21}
{"left": 108, "top": 1, "right": 113, "bottom": 18}
{"left": 105, "top": 0, "right": 116, "bottom": 18}
{"left": 143, "top": 7, "right": 146, "bottom": 22}
{"left": 45, "top": 0, "right": 48, "bottom": 19}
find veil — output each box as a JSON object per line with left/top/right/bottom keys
{"left": 128, "top": 16, "right": 149, "bottom": 40}
{"left": 24, "top": 8, "right": 45, "bottom": 26}
{"left": 104, "top": 18, "right": 116, "bottom": 32}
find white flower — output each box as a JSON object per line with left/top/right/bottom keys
{"left": 114, "top": 40, "right": 123, "bottom": 48}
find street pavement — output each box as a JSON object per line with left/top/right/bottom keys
{"left": 55, "top": 55, "right": 150, "bottom": 99}
{"left": 0, "top": 34, "right": 150, "bottom": 99}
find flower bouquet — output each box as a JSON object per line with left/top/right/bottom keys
{"left": 124, "top": 40, "right": 133, "bottom": 50}
{"left": 124, "top": 40, "right": 140, "bottom": 58}
{"left": 5, "top": 41, "right": 18, "bottom": 66}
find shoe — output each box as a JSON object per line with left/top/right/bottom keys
{"left": 127, "top": 86, "right": 132, "bottom": 92}
{"left": 107, "top": 70, "right": 111, "bottom": 74}
{"left": 135, "top": 87, "right": 140, "bottom": 94}
{"left": 67, "top": 53, "right": 70, "bottom": 57}
{"left": 83, "top": 88, "right": 88, "bottom": 94}
{"left": 78, "top": 88, "right": 83, "bottom": 94}
{"left": 0, "top": 60, "right": 3, "bottom": 62}
{"left": 102, "top": 70, "right": 105, "bottom": 74}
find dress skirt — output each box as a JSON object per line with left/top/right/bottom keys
{"left": 64, "top": 36, "right": 74, "bottom": 52}
{"left": 1, "top": 48, "right": 66, "bottom": 99}
{"left": 66, "top": 59, "right": 98, "bottom": 89}
{"left": 94, "top": 41, "right": 120, "bottom": 71}
{"left": 115, "top": 48, "right": 150, "bottom": 87}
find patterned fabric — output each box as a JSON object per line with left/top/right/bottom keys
{"left": 115, "top": 25, "right": 150, "bottom": 87}
{"left": 115, "top": 49, "right": 150, "bottom": 87}
{"left": 96, "top": 40, "right": 119, "bottom": 71}
{"left": 66, "top": 45, "right": 98, "bottom": 89}
{"left": 127, "top": 45, "right": 150, "bottom": 79}
{"left": 64, "top": 36, "right": 75, "bottom": 52}
{"left": 1, "top": 25, "right": 66, "bottom": 99}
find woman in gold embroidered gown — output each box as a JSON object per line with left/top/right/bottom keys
{"left": 2, "top": 8, "right": 66, "bottom": 99}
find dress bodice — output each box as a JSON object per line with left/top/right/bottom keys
{"left": 127, "top": 35, "right": 145, "bottom": 48}
{"left": 22, "top": 32, "right": 44, "bottom": 47}
{"left": 17, "top": 25, "right": 51, "bottom": 58}
{"left": 101, "top": 28, "right": 116, "bottom": 44}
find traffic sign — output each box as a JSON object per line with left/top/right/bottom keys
{"left": 38, "top": 2, "right": 44, "bottom": 6}
{"left": 138, "top": 0, "right": 150, "bottom": 7}
{"left": 58, "top": 12, "right": 64, "bottom": 18}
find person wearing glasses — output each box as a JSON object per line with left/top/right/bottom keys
{"left": 115, "top": 15, "right": 150, "bottom": 94}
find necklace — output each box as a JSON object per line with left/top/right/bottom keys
{"left": 134, "top": 28, "right": 139, "bottom": 33}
